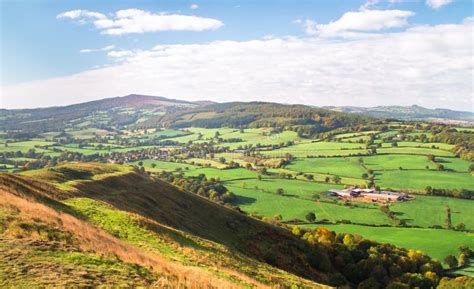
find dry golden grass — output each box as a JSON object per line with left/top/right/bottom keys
{"left": 0, "top": 189, "right": 249, "bottom": 288}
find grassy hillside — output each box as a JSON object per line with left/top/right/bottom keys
{"left": 0, "top": 163, "right": 330, "bottom": 288}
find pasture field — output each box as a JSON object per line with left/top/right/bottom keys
{"left": 268, "top": 168, "right": 367, "bottom": 186}
{"left": 391, "top": 195, "right": 474, "bottom": 229}
{"left": 377, "top": 147, "right": 453, "bottom": 156}
{"left": 305, "top": 224, "right": 474, "bottom": 262}
{"left": 222, "top": 129, "right": 303, "bottom": 149}
{"left": 375, "top": 170, "right": 474, "bottom": 191}
{"left": 362, "top": 155, "right": 437, "bottom": 171}
{"left": 225, "top": 177, "right": 344, "bottom": 199}
{"left": 286, "top": 158, "right": 367, "bottom": 179}
{"left": 0, "top": 140, "right": 55, "bottom": 154}
{"left": 396, "top": 141, "right": 455, "bottom": 151}
{"left": 184, "top": 158, "right": 228, "bottom": 169}
{"left": 339, "top": 135, "right": 371, "bottom": 143}
{"left": 437, "top": 157, "right": 473, "bottom": 172}
{"left": 333, "top": 131, "right": 379, "bottom": 138}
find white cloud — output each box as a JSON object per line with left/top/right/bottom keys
{"left": 305, "top": 9, "right": 415, "bottom": 38}
{"left": 57, "top": 8, "right": 223, "bottom": 35}
{"left": 1, "top": 19, "right": 472, "bottom": 110}
{"left": 57, "top": 10, "right": 106, "bottom": 20}
{"left": 79, "top": 45, "right": 115, "bottom": 54}
{"left": 426, "top": 0, "right": 453, "bottom": 9}
{"left": 190, "top": 4, "right": 199, "bottom": 10}
{"left": 107, "top": 50, "right": 135, "bottom": 58}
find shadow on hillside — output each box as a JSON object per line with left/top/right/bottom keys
{"left": 234, "top": 195, "right": 257, "bottom": 205}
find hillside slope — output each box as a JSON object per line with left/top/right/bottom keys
{"left": 0, "top": 163, "right": 330, "bottom": 288}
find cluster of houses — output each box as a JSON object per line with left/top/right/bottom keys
{"left": 329, "top": 188, "right": 412, "bottom": 203}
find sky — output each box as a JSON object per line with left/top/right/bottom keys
{"left": 0, "top": 0, "right": 472, "bottom": 110}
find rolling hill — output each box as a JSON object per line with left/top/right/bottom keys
{"left": 0, "top": 94, "right": 198, "bottom": 133}
{"left": 324, "top": 105, "right": 474, "bottom": 123}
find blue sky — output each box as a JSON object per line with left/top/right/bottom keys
{"left": 0, "top": 0, "right": 472, "bottom": 109}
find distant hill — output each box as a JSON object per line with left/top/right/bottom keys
{"left": 323, "top": 105, "right": 474, "bottom": 123}
{"left": 0, "top": 95, "right": 375, "bottom": 135}
{"left": 0, "top": 94, "right": 199, "bottom": 132}
{"left": 154, "top": 101, "right": 374, "bottom": 134}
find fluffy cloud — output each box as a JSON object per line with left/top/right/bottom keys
{"left": 304, "top": 9, "right": 415, "bottom": 38}
{"left": 57, "top": 8, "right": 223, "bottom": 35}
{"left": 79, "top": 45, "right": 115, "bottom": 54}
{"left": 1, "top": 19, "right": 472, "bottom": 110}
{"left": 426, "top": 0, "right": 453, "bottom": 9}
{"left": 190, "top": 4, "right": 199, "bottom": 10}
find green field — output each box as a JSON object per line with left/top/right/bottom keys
{"left": 362, "top": 154, "right": 437, "bottom": 170}
{"left": 376, "top": 170, "right": 474, "bottom": 191}
{"left": 286, "top": 158, "right": 366, "bottom": 179}
{"left": 231, "top": 186, "right": 390, "bottom": 225}
{"left": 377, "top": 147, "right": 453, "bottom": 157}
{"left": 392, "top": 195, "right": 474, "bottom": 229}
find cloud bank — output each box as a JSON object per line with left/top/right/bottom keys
{"left": 2, "top": 18, "right": 472, "bottom": 110}
{"left": 57, "top": 9, "right": 223, "bottom": 35}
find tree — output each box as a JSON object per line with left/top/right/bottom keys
{"left": 444, "top": 255, "right": 458, "bottom": 269}
{"left": 138, "top": 161, "right": 143, "bottom": 166}
{"left": 276, "top": 188, "right": 285, "bottom": 195}
{"left": 469, "top": 164, "right": 474, "bottom": 173}
{"left": 424, "top": 186, "right": 432, "bottom": 194}
{"left": 325, "top": 176, "right": 330, "bottom": 183}
{"left": 445, "top": 206, "right": 452, "bottom": 229}
{"left": 214, "top": 131, "right": 220, "bottom": 138}
{"left": 458, "top": 245, "right": 472, "bottom": 257}
{"left": 362, "top": 173, "right": 369, "bottom": 179}
{"left": 459, "top": 254, "right": 467, "bottom": 267}
{"left": 332, "top": 175, "right": 341, "bottom": 184}
{"left": 436, "top": 164, "right": 444, "bottom": 171}
{"left": 305, "top": 212, "right": 316, "bottom": 222}
{"left": 151, "top": 163, "right": 157, "bottom": 168}
{"left": 427, "top": 154, "right": 435, "bottom": 162}
{"left": 358, "top": 277, "right": 380, "bottom": 289}
{"left": 257, "top": 174, "right": 262, "bottom": 181}
{"left": 455, "top": 223, "right": 466, "bottom": 231}
{"left": 292, "top": 226, "right": 301, "bottom": 236}
{"left": 392, "top": 141, "right": 398, "bottom": 147}
{"left": 306, "top": 174, "right": 314, "bottom": 181}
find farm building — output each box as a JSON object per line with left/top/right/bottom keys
{"left": 329, "top": 188, "right": 411, "bottom": 203}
